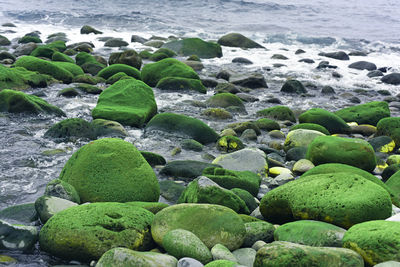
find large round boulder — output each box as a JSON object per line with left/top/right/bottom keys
{"left": 335, "top": 101, "right": 390, "bottom": 126}
{"left": 59, "top": 138, "right": 160, "bottom": 203}
{"left": 299, "top": 108, "right": 350, "bottom": 134}
{"left": 162, "top": 38, "right": 222, "bottom": 59}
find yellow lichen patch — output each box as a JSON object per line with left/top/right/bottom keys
{"left": 218, "top": 138, "right": 228, "bottom": 148}
{"left": 229, "top": 142, "right": 237, "bottom": 149}
{"left": 379, "top": 140, "right": 396, "bottom": 153}
{"left": 347, "top": 122, "right": 358, "bottom": 127}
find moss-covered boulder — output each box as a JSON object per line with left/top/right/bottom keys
{"left": 52, "top": 61, "right": 84, "bottom": 77}
{"left": 274, "top": 220, "right": 346, "bottom": 247}
{"left": 91, "top": 118, "right": 127, "bottom": 137}
{"left": 243, "top": 221, "right": 275, "bottom": 247}
{"left": 0, "top": 35, "right": 11, "bottom": 46}
{"left": 80, "top": 25, "right": 103, "bottom": 35}
{"left": 256, "top": 106, "right": 296, "bottom": 122}
{"left": 0, "top": 65, "right": 50, "bottom": 90}
{"left": 156, "top": 77, "right": 206, "bottom": 94}
{"left": 335, "top": 101, "right": 390, "bottom": 126}
{"left": 377, "top": 117, "right": 400, "bottom": 147}
{"left": 0, "top": 89, "right": 65, "bottom": 116}
{"left": 14, "top": 56, "right": 73, "bottom": 83}
{"left": 254, "top": 118, "right": 280, "bottom": 131}
{"left": 217, "top": 33, "right": 264, "bottom": 49}
{"left": 259, "top": 172, "right": 392, "bottom": 229}
{"left": 299, "top": 108, "right": 350, "bottom": 134}
{"left": 178, "top": 176, "right": 250, "bottom": 214}
{"left": 44, "top": 118, "right": 96, "bottom": 141}
{"left": 75, "top": 52, "right": 104, "bottom": 67}
{"left": 202, "top": 167, "right": 260, "bottom": 196}
{"left": 30, "top": 46, "right": 55, "bottom": 58}
{"left": 160, "top": 160, "right": 220, "bottom": 180}
{"left": 386, "top": 171, "right": 400, "bottom": 200}
{"left": 291, "top": 123, "right": 330, "bottom": 135}
{"left": 44, "top": 179, "right": 80, "bottom": 204}
{"left": 92, "top": 79, "right": 157, "bottom": 127}
{"left": 343, "top": 220, "right": 400, "bottom": 266}
{"left": 96, "top": 248, "right": 177, "bottom": 267}
{"left": 0, "top": 220, "right": 38, "bottom": 251}
{"left": 145, "top": 112, "right": 219, "bottom": 144}
{"left": 140, "top": 151, "right": 166, "bottom": 167}
{"left": 216, "top": 135, "right": 245, "bottom": 153}
{"left": 254, "top": 241, "right": 363, "bottom": 267}
{"left": 126, "top": 201, "right": 169, "bottom": 214}
{"left": 151, "top": 203, "right": 246, "bottom": 251}
{"left": 97, "top": 64, "right": 141, "bottom": 80}
{"left": 108, "top": 49, "right": 142, "bottom": 69}
{"left": 207, "top": 93, "right": 245, "bottom": 112}
{"left": 51, "top": 51, "right": 74, "bottom": 63}
{"left": 306, "top": 136, "right": 377, "bottom": 172}
{"left": 59, "top": 138, "right": 160, "bottom": 203}
{"left": 39, "top": 202, "right": 155, "bottom": 261}
{"left": 162, "top": 38, "right": 222, "bottom": 59}
{"left": 141, "top": 58, "right": 199, "bottom": 87}
{"left": 19, "top": 35, "right": 42, "bottom": 44}
{"left": 284, "top": 129, "right": 326, "bottom": 152}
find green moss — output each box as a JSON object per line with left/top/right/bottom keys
{"left": 207, "top": 93, "right": 245, "bottom": 111}
{"left": 139, "top": 50, "right": 152, "bottom": 59}
{"left": 149, "top": 52, "right": 169, "bottom": 61}
{"left": 226, "top": 121, "right": 261, "bottom": 135}
{"left": 44, "top": 118, "right": 96, "bottom": 141}
{"left": 159, "top": 180, "right": 186, "bottom": 203}
{"left": 44, "top": 179, "right": 81, "bottom": 204}
{"left": 154, "top": 48, "right": 177, "bottom": 57}
{"left": 216, "top": 135, "right": 244, "bottom": 152}
{"left": 30, "top": 46, "right": 55, "bottom": 58}
{"left": 59, "top": 138, "right": 160, "bottom": 202}
{"left": 187, "top": 55, "right": 201, "bottom": 61}
{"left": 140, "top": 151, "right": 166, "bottom": 166}
{"left": 52, "top": 61, "right": 84, "bottom": 77}
{"left": 204, "top": 260, "right": 238, "bottom": 267}
{"left": 75, "top": 52, "right": 104, "bottom": 67}
{"left": 146, "top": 112, "right": 219, "bottom": 144}
{"left": 386, "top": 171, "right": 400, "bottom": 201}
{"left": 306, "top": 136, "right": 377, "bottom": 172}
{"left": 0, "top": 65, "right": 50, "bottom": 90}
{"left": 260, "top": 172, "right": 392, "bottom": 229}
{"left": 291, "top": 123, "right": 330, "bottom": 135}
{"left": 46, "top": 40, "right": 67, "bottom": 52}
{"left": 75, "top": 83, "right": 102, "bottom": 94}
{"left": 52, "top": 51, "right": 74, "bottom": 63}
{"left": 162, "top": 38, "right": 222, "bottom": 58}
{"left": 335, "top": 101, "right": 390, "bottom": 126}
{"left": 231, "top": 188, "right": 258, "bottom": 212}
{"left": 181, "top": 139, "right": 204, "bottom": 152}
{"left": 14, "top": 56, "right": 73, "bottom": 83}
{"left": 126, "top": 201, "right": 169, "bottom": 214}
{"left": 109, "top": 49, "right": 142, "bottom": 70}
{"left": 0, "top": 89, "right": 65, "bottom": 116}
{"left": 377, "top": 117, "right": 400, "bottom": 147}
{"left": 106, "top": 72, "right": 129, "bottom": 84}
{"left": 92, "top": 79, "right": 157, "bottom": 127}
{"left": 18, "top": 36, "right": 42, "bottom": 44}
{"left": 97, "top": 64, "right": 141, "bottom": 80}
{"left": 39, "top": 202, "right": 155, "bottom": 261}
{"left": 254, "top": 118, "right": 280, "bottom": 131}
{"left": 202, "top": 108, "right": 232, "bottom": 120}
{"left": 256, "top": 106, "right": 296, "bottom": 122}
{"left": 239, "top": 214, "right": 261, "bottom": 223}
{"left": 141, "top": 58, "right": 199, "bottom": 87}
{"left": 156, "top": 77, "right": 206, "bottom": 94}
{"left": 299, "top": 108, "right": 350, "bottom": 134}
{"left": 73, "top": 74, "right": 97, "bottom": 85}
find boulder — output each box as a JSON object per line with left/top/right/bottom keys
{"left": 91, "top": 118, "right": 127, "bottom": 137}
{"left": 256, "top": 106, "right": 296, "bottom": 122}
{"left": 104, "top": 38, "right": 129, "bottom": 47}
{"left": 160, "top": 160, "right": 220, "bottom": 180}
{"left": 348, "top": 61, "right": 377, "bottom": 71}
{"left": 290, "top": 123, "right": 330, "bottom": 135}
{"left": 44, "top": 118, "right": 96, "bottom": 141}
{"left": 299, "top": 108, "right": 350, "bottom": 134}
{"left": 108, "top": 49, "right": 142, "bottom": 69}
{"left": 377, "top": 117, "right": 400, "bottom": 146}
{"left": 0, "top": 220, "right": 38, "bottom": 251}
{"left": 211, "top": 244, "right": 237, "bottom": 262}
{"left": 162, "top": 38, "right": 222, "bottom": 58}
{"left": 97, "top": 64, "right": 141, "bottom": 80}
{"left": 281, "top": 80, "right": 307, "bottom": 94}
{"left": 0, "top": 34, "right": 11, "bottom": 46}
{"left": 0, "top": 203, "right": 38, "bottom": 224}
{"left": 319, "top": 51, "right": 349, "bottom": 60}
{"left": 0, "top": 64, "right": 50, "bottom": 90}
{"left": 381, "top": 73, "right": 400, "bottom": 85}
{"left": 80, "top": 25, "right": 102, "bottom": 34}
{"left": 335, "top": 101, "right": 390, "bottom": 126}
{"left": 243, "top": 221, "right": 275, "bottom": 247}
{"left": 44, "top": 179, "right": 80, "bottom": 203}
{"left": 229, "top": 73, "right": 267, "bottom": 89}
{"left": 217, "top": 33, "right": 263, "bottom": 49}
{"left": 284, "top": 129, "right": 326, "bottom": 152}
{"left": 156, "top": 77, "right": 207, "bottom": 94}
{"left": 34, "top": 196, "right": 78, "bottom": 223}
{"left": 206, "top": 93, "right": 245, "bottom": 112}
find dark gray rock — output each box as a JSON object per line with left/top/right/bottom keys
{"left": 319, "top": 51, "right": 349, "bottom": 60}
{"left": 299, "top": 58, "right": 315, "bottom": 64}
{"left": 281, "top": 80, "right": 307, "bottom": 94}
{"left": 80, "top": 25, "right": 102, "bottom": 35}
{"left": 160, "top": 160, "right": 221, "bottom": 180}
{"left": 104, "top": 38, "right": 129, "bottom": 47}
{"left": 230, "top": 73, "right": 267, "bottom": 88}
{"left": 131, "top": 35, "right": 148, "bottom": 43}
{"left": 381, "top": 73, "right": 400, "bottom": 85}
{"left": 348, "top": 61, "right": 377, "bottom": 71}
{"left": 367, "top": 70, "right": 384, "bottom": 78}
{"left": 232, "top": 57, "right": 253, "bottom": 64}
{"left": 321, "top": 86, "right": 336, "bottom": 95}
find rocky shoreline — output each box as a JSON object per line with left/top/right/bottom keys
{"left": 0, "top": 23, "right": 400, "bottom": 266}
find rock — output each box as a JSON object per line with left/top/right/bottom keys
{"left": 0, "top": 255, "right": 17, "bottom": 264}
{"left": 146, "top": 113, "right": 219, "bottom": 144}
{"left": 202, "top": 108, "right": 233, "bottom": 120}
{"left": 299, "top": 108, "right": 350, "bottom": 134}
{"left": 215, "top": 83, "right": 240, "bottom": 94}
{"left": 348, "top": 61, "right": 377, "bottom": 71}
{"left": 254, "top": 118, "right": 280, "bottom": 131}
{"left": 386, "top": 172, "right": 400, "bottom": 202}
{"left": 160, "top": 160, "right": 220, "bottom": 180}
{"left": 216, "top": 136, "right": 245, "bottom": 153}
{"left": 0, "top": 34, "right": 11, "bottom": 45}
{"left": 335, "top": 101, "right": 390, "bottom": 126}
{"left": 232, "top": 57, "right": 252, "bottom": 64}
{"left": 181, "top": 139, "right": 204, "bottom": 152}
{"left": 286, "top": 147, "right": 307, "bottom": 161}
{"left": 382, "top": 164, "right": 400, "bottom": 182}
{"left": 144, "top": 40, "right": 165, "bottom": 48}
{"left": 44, "top": 118, "right": 95, "bottom": 141}
{"left": 207, "top": 93, "right": 245, "bottom": 112}
{"left": 0, "top": 51, "right": 15, "bottom": 63}
{"left": 271, "top": 54, "right": 288, "bottom": 60}
{"left": 242, "top": 221, "right": 275, "bottom": 247}
{"left": 226, "top": 122, "right": 261, "bottom": 135}
{"left": 274, "top": 220, "right": 346, "bottom": 247}
{"left": 59, "top": 138, "right": 159, "bottom": 202}
{"left": 44, "top": 179, "right": 80, "bottom": 203}
{"left": 0, "top": 89, "right": 65, "bottom": 116}
{"left": 232, "top": 248, "right": 256, "bottom": 267}
{"left": 306, "top": 136, "right": 376, "bottom": 172}
{"left": 204, "top": 260, "right": 238, "bottom": 266}
{"left": 292, "top": 159, "right": 315, "bottom": 173}
{"left": 291, "top": 123, "right": 330, "bottom": 135}
{"left": 104, "top": 38, "right": 128, "bottom": 47}
{"left": 108, "top": 49, "right": 142, "bottom": 69}
{"left": 52, "top": 51, "right": 74, "bottom": 63}
{"left": 184, "top": 60, "right": 205, "bottom": 71}
{"left": 241, "top": 129, "right": 257, "bottom": 141}
{"left": 212, "top": 148, "right": 268, "bottom": 175}
{"left": 368, "top": 70, "right": 384, "bottom": 78}
{"left": 319, "top": 51, "right": 349, "bottom": 60}
{"left": 157, "top": 77, "right": 207, "bottom": 94}
{"left": 39, "top": 203, "right": 154, "bottom": 261}
{"left": 178, "top": 176, "right": 249, "bottom": 214}
{"left": 14, "top": 42, "right": 37, "bottom": 56}
{"left": 178, "top": 257, "right": 205, "bottom": 267}
{"left": 91, "top": 118, "right": 127, "bottom": 137}
{"left": 75, "top": 52, "right": 104, "bottom": 67}
{"left": 280, "top": 79, "right": 307, "bottom": 94}
{"left": 151, "top": 203, "right": 246, "bottom": 251}
{"left": 284, "top": 129, "right": 326, "bottom": 152}
{"left": 97, "top": 248, "right": 177, "bottom": 267}
{"left": 0, "top": 203, "right": 38, "bottom": 224}
{"left": 97, "top": 64, "right": 141, "bottom": 80}
{"left": 254, "top": 241, "right": 363, "bottom": 267}
{"left": 211, "top": 244, "right": 237, "bottom": 262}
{"left": 299, "top": 58, "right": 315, "bottom": 63}
{"left": 236, "top": 93, "right": 258, "bottom": 102}
{"left": 295, "top": 49, "right": 305, "bottom": 54}
{"left": 18, "top": 35, "right": 42, "bottom": 44}
{"left": 142, "top": 58, "right": 200, "bottom": 87}
{"left": 34, "top": 196, "right": 78, "bottom": 223}
{"left": 0, "top": 220, "right": 38, "bottom": 251}
{"left": 350, "top": 124, "right": 377, "bottom": 136}
{"left": 80, "top": 25, "right": 102, "bottom": 34}
{"left": 256, "top": 106, "right": 296, "bottom": 122}
{"left": 317, "top": 60, "right": 337, "bottom": 69}
{"left": 92, "top": 79, "right": 157, "bottom": 127}
{"left": 217, "top": 33, "right": 264, "bottom": 49}
{"left": 131, "top": 34, "right": 148, "bottom": 43}
{"left": 162, "top": 38, "right": 222, "bottom": 59}
{"left": 321, "top": 85, "right": 336, "bottom": 94}
{"left": 229, "top": 73, "right": 267, "bottom": 89}
{"left": 377, "top": 117, "right": 400, "bottom": 146}
{"left": 369, "top": 136, "right": 395, "bottom": 153}
{"left": 343, "top": 220, "right": 400, "bottom": 266}
{"left": 381, "top": 73, "right": 400, "bottom": 85}
{"left": 159, "top": 180, "right": 186, "bottom": 203}
{"left": 126, "top": 202, "right": 168, "bottom": 215}
{"left": 260, "top": 172, "right": 392, "bottom": 228}
{"left": 163, "top": 229, "right": 213, "bottom": 264}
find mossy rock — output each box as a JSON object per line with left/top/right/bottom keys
{"left": 207, "top": 93, "right": 245, "bottom": 112}
{"left": 281, "top": 79, "right": 307, "bottom": 94}
{"left": 97, "top": 64, "right": 141, "bottom": 80}
{"left": 46, "top": 40, "right": 67, "bottom": 52}
{"left": 0, "top": 35, "right": 11, "bottom": 46}
{"left": 150, "top": 52, "right": 169, "bottom": 61}
{"left": 284, "top": 129, "right": 326, "bottom": 152}
{"left": 44, "top": 118, "right": 96, "bottom": 141}
{"left": 39, "top": 202, "right": 155, "bottom": 261}
{"left": 80, "top": 25, "right": 103, "bottom": 34}
{"left": 243, "top": 221, "right": 275, "bottom": 247}
{"left": 202, "top": 108, "right": 233, "bottom": 120}
{"left": 52, "top": 51, "right": 74, "bottom": 63}
{"left": 382, "top": 164, "right": 400, "bottom": 182}
{"left": 217, "top": 33, "right": 264, "bottom": 49}
{"left": 75, "top": 83, "right": 102, "bottom": 94}
{"left": 126, "top": 201, "right": 169, "bottom": 214}
{"left": 178, "top": 176, "right": 250, "bottom": 214}
{"left": 306, "top": 136, "right": 377, "bottom": 172}
{"left": 52, "top": 61, "right": 84, "bottom": 77}
{"left": 302, "top": 163, "right": 400, "bottom": 207}
{"left": 19, "top": 35, "right": 42, "bottom": 44}
{"left": 146, "top": 112, "right": 219, "bottom": 144}
{"left": 386, "top": 171, "right": 400, "bottom": 201}
{"left": 57, "top": 87, "right": 79, "bottom": 97}
{"left": 0, "top": 203, "right": 38, "bottom": 224}
{"left": 159, "top": 180, "right": 186, "bottom": 203}
{"left": 92, "top": 79, "right": 157, "bottom": 127}
{"left": 162, "top": 38, "right": 222, "bottom": 59}
{"left": 254, "top": 241, "right": 363, "bottom": 267}
{"left": 151, "top": 203, "right": 246, "bottom": 251}
{"left": 139, "top": 50, "right": 152, "bottom": 59}
{"left": 181, "top": 139, "right": 204, "bottom": 152}
{"left": 141, "top": 58, "right": 199, "bottom": 87}
{"left": 216, "top": 135, "right": 245, "bottom": 153}
{"left": 259, "top": 172, "right": 392, "bottom": 229}
{"left": 0, "top": 64, "right": 50, "bottom": 90}
{"left": 291, "top": 123, "right": 330, "bottom": 135}
{"left": 140, "top": 151, "right": 166, "bottom": 167}
{"left": 335, "top": 101, "right": 390, "bottom": 126}
{"left": 105, "top": 72, "right": 129, "bottom": 84}
{"left": 160, "top": 160, "right": 220, "bottom": 180}
{"left": 226, "top": 121, "right": 261, "bottom": 135}
{"left": 156, "top": 77, "right": 206, "bottom": 94}
{"left": 108, "top": 49, "right": 142, "bottom": 70}
{"left": 377, "top": 117, "right": 400, "bottom": 147}
{"left": 0, "top": 89, "right": 65, "bottom": 116}
{"left": 299, "top": 108, "right": 350, "bottom": 134}
{"left": 343, "top": 220, "right": 400, "bottom": 266}
{"left": 91, "top": 118, "right": 127, "bottom": 137}
{"left": 73, "top": 74, "right": 97, "bottom": 84}
{"left": 202, "top": 167, "right": 260, "bottom": 196}
{"left": 256, "top": 106, "right": 296, "bottom": 122}
{"left": 44, "top": 179, "right": 81, "bottom": 204}
{"left": 155, "top": 48, "right": 177, "bottom": 57}
{"left": 59, "top": 138, "right": 160, "bottom": 203}
{"left": 75, "top": 52, "right": 104, "bottom": 67}
{"left": 14, "top": 56, "right": 73, "bottom": 83}
{"left": 369, "top": 136, "right": 395, "bottom": 153}
{"left": 232, "top": 188, "right": 258, "bottom": 213}
{"left": 274, "top": 220, "right": 346, "bottom": 247}
{"left": 254, "top": 118, "right": 280, "bottom": 131}
{"left": 30, "top": 46, "right": 55, "bottom": 58}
